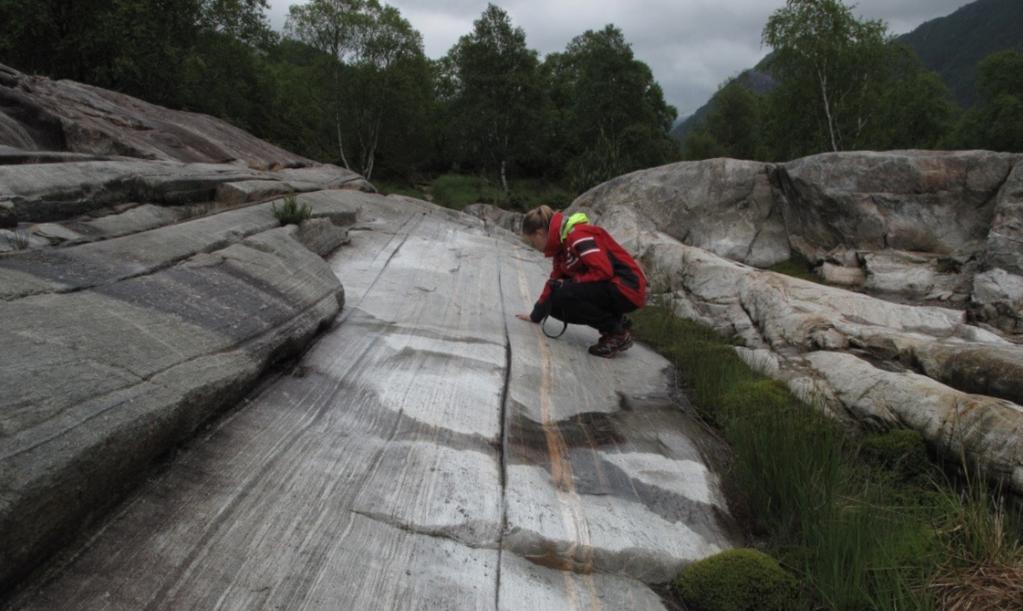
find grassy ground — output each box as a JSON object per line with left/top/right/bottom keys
{"left": 632, "top": 302, "right": 1023, "bottom": 610}
{"left": 374, "top": 174, "right": 574, "bottom": 212}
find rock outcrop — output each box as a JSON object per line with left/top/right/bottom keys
{"left": 0, "top": 63, "right": 378, "bottom": 593}
{"left": 572, "top": 158, "right": 790, "bottom": 268}
{"left": 3, "top": 189, "right": 738, "bottom": 610}
{"left": 0, "top": 62, "right": 307, "bottom": 168}
{"left": 576, "top": 154, "right": 1023, "bottom": 496}
{"left": 462, "top": 202, "right": 524, "bottom": 235}
{"left": 776, "top": 150, "right": 1017, "bottom": 258}
{"left": 2, "top": 63, "right": 740, "bottom": 610}
{"left": 573, "top": 150, "right": 1023, "bottom": 333}
{"left": 0, "top": 158, "right": 368, "bottom": 230}
{"left": 0, "top": 192, "right": 360, "bottom": 590}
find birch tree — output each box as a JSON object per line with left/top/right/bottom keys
{"left": 285, "top": 0, "right": 361, "bottom": 169}
{"left": 763, "top": 0, "right": 888, "bottom": 152}
{"left": 448, "top": 4, "right": 542, "bottom": 191}
{"left": 344, "top": 1, "right": 425, "bottom": 180}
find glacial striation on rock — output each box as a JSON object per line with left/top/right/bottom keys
{"left": 3, "top": 191, "right": 739, "bottom": 610}
{"left": 0, "top": 192, "right": 357, "bottom": 592}
{"left": 2, "top": 62, "right": 739, "bottom": 610}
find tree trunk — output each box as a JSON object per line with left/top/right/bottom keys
{"left": 817, "top": 68, "right": 839, "bottom": 152}
{"left": 331, "top": 64, "right": 352, "bottom": 171}
{"left": 365, "top": 115, "right": 382, "bottom": 182}
{"left": 335, "top": 111, "right": 352, "bottom": 170}
{"left": 500, "top": 159, "right": 508, "bottom": 193}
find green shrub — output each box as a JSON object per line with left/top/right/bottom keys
{"left": 675, "top": 548, "right": 799, "bottom": 611}
{"left": 431, "top": 174, "right": 497, "bottom": 210}
{"left": 860, "top": 429, "right": 931, "bottom": 481}
{"left": 271, "top": 194, "right": 311, "bottom": 225}
{"left": 429, "top": 173, "right": 574, "bottom": 212}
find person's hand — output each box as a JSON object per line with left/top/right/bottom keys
{"left": 515, "top": 314, "right": 535, "bottom": 322}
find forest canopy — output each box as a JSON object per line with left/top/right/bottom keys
{"left": 0, "top": 0, "right": 1019, "bottom": 191}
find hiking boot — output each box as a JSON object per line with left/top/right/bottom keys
{"left": 616, "top": 328, "right": 634, "bottom": 352}
{"left": 588, "top": 329, "right": 633, "bottom": 358}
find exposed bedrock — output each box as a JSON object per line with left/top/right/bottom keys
{"left": 571, "top": 151, "right": 1023, "bottom": 332}
{"left": 776, "top": 150, "right": 1019, "bottom": 258}
{"left": 972, "top": 160, "right": 1023, "bottom": 333}
{"left": 462, "top": 202, "right": 524, "bottom": 235}
{"left": 0, "top": 157, "right": 369, "bottom": 228}
{"left": 588, "top": 202, "right": 1023, "bottom": 496}
{"left": 4, "top": 192, "right": 739, "bottom": 610}
{"left": 572, "top": 158, "right": 790, "bottom": 268}
{"left": 0, "top": 191, "right": 366, "bottom": 592}
{"left": 0, "top": 62, "right": 307, "bottom": 168}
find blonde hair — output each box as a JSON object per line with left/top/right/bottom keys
{"left": 522, "top": 205, "right": 555, "bottom": 235}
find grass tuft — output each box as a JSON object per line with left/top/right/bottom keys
{"left": 271, "top": 194, "right": 311, "bottom": 226}
{"left": 3, "top": 228, "right": 32, "bottom": 250}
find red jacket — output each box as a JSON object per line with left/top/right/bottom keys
{"left": 531, "top": 211, "right": 647, "bottom": 315}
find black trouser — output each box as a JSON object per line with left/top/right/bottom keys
{"left": 547, "top": 281, "right": 637, "bottom": 334}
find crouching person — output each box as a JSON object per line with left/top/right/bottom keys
{"left": 515, "top": 205, "right": 647, "bottom": 358}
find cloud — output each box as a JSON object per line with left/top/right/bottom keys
{"left": 267, "top": 0, "right": 971, "bottom": 116}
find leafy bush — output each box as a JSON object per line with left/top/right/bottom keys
{"left": 675, "top": 548, "right": 799, "bottom": 611}
{"left": 271, "top": 195, "right": 312, "bottom": 226}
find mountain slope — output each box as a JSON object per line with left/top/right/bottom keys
{"left": 673, "top": 0, "right": 1023, "bottom": 141}
{"left": 898, "top": 0, "right": 1023, "bottom": 107}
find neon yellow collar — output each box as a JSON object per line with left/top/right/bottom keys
{"left": 559, "top": 212, "right": 589, "bottom": 242}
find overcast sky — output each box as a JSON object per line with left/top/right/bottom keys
{"left": 267, "top": 0, "right": 970, "bottom": 118}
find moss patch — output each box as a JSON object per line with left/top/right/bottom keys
{"left": 676, "top": 548, "right": 799, "bottom": 611}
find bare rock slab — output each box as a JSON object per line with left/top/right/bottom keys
{"left": 571, "top": 158, "right": 790, "bottom": 267}
{"left": 0, "top": 62, "right": 311, "bottom": 168}
{"left": 5, "top": 194, "right": 738, "bottom": 609}
{"left": 0, "top": 197, "right": 350, "bottom": 592}
{"left": 777, "top": 150, "right": 1020, "bottom": 258}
